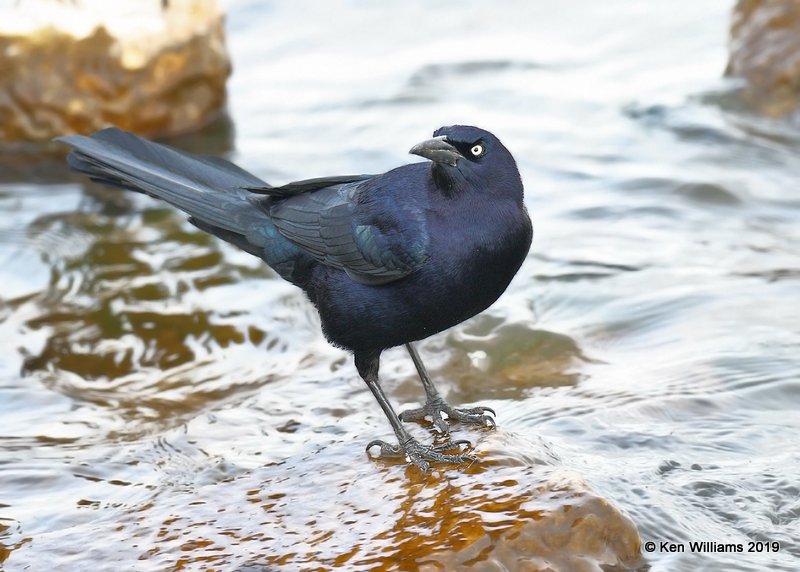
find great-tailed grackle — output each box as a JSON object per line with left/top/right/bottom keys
{"left": 59, "top": 125, "right": 532, "bottom": 471}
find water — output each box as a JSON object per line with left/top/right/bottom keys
{"left": 2, "top": 1, "right": 800, "bottom": 570}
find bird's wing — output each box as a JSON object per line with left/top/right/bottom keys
{"left": 267, "top": 178, "right": 429, "bottom": 285}
{"left": 244, "top": 175, "right": 374, "bottom": 198}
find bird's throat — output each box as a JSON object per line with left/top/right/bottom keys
{"left": 431, "top": 164, "right": 460, "bottom": 198}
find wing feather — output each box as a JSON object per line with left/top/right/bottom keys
{"left": 269, "top": 178, "right": 428, "bottom": 284}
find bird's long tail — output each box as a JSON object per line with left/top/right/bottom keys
{"left": 59, "top": 127, "right": 268, "bottom": 230}
{"left": 59, "top": 128, "right": 308, "bottom": 283}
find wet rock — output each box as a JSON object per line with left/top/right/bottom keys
{"left": 17, "top": 431, "right": 639, "bottom": 571}
{"left": 0, "top": 0, "right": 230, "bottom": 145}
{"left": 727, "top": 0, "right": 800, "bottom": 118}
{"left": 417, "top": 471, "right": 643, "bottom": 572}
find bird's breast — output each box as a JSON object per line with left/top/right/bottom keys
{"left": 419, "top": 199, "right": 531, "bottom": 317}
{"left": 311, "top": 197, "right": 531, "bottom": 352}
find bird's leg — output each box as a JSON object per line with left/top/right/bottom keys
{"left": 399, "top": 342, "right": 496, "bottom": 435}
{"left": 355, "top": 350, "right": 474, "bottom": 472}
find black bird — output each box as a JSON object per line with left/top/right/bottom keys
{"left": 59, "top": 125, "right": 532, "bottom": 471}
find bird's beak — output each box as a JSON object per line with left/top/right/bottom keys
{"left": 409, "top": 135, "right": 462, "bottom": 167}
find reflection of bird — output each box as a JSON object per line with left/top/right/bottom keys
{"left": 60, "top": 125, "right": 532, "bottom": 471}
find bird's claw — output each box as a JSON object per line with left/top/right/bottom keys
{"left": 399, "top": 398, "right": 497, "bottom": 434}
{"left": 456, "top": 405, "right": 496, "bottom": 417}
{"left": 367, "top": 437, "right": 476, "bottom": 472}
{"left": 366, "top": 439, "right": 405, "bottom": 459}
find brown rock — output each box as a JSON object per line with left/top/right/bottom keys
{"left": 416, "top": 470, "right": 643, "bottom": 572}
{"left": 0, "top": 0, "right": 230, "bottom": 144}
{"left": 727, "top": 0, "right": 800, "bottom": 118}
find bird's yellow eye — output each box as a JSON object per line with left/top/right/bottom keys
{"left": 470, "top": 144, "right": 484, "bottom": 157}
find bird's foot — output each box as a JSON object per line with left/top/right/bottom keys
{"left": 367, "top": 437, "right": 475, "bottom": 472}
{"left": 399, "top": 396, "right": 496, "bottom": 435}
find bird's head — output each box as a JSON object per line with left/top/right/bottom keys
{"left": 409, "top": 125, "right": 522, "bottom": 200}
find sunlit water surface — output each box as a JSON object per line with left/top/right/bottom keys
{"left": 1, "top": 1, "right": 799, "bottom": 570}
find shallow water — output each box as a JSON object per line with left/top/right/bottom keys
{"left": 2, "top": 1, "right": 800, "bottom": 570}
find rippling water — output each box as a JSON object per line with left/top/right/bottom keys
{"left": 2, "top": 1, "right": 800, "bottom": 570}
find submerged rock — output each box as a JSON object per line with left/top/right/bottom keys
{"left": 418, "top": 485, "right": 642, "bottom": 572}
{"left": 413, "top": 435, "right": 643, "bottom": 572}
{"left": 0, "top": 0, "right": 230, "bottom": 145}
{"left": 727, "top": 0, "right": 800, "bottom": 118}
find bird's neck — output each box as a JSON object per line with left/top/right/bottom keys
{"left": 430, "top": 164, "right": 462, "bottom": 199}
{"left": 429, "top": 164, "right": 524, "bottom": 206}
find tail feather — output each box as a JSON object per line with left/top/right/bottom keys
{"left": 59, "top": 128, "right": 269, "bottom": 235}
{"left": 59, "top": 127, "right": 312, "bottom": 285}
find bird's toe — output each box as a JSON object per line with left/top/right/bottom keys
{"left": 398, "top": 406, "right": 426, "bottom": 422}
{"left": 366, "top": 439, "right": 405, "bottom": 459}
{"left": 405, "top": 440, "right": 475, "bottom": 472}
{"left": 431, "top": 439, "right": 472, "bottom": 453}
{"left": 458, "top": 405, "right": 496, "bottom": 417}
{"left": 400, "top": 399, "right": 497, "bottom": 432}
{"left": 367, "top": 437, "right": 476, "bottom": 472}
{"left": 400, "top": 404, "right": 453, "bottom": 434}
{"left": 447, "top": 408, "right": 497, "bottom": 429}
{"left": 431, "top": 415, "right": 451, "bottom": 435}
